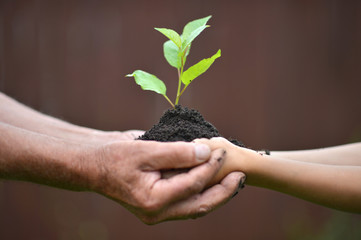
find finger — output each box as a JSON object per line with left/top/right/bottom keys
{"left": 193, "top": 137, "right": 231, "bottom": 151}
{"left": 156, "top": 171, "right": 245, "bottom": 222}
{"left": 149, "top": 148, "right": 226, "bottom": 209}
{"left": 161, "top": 169, "right": 188, "bottom": 179}
{"left": 122, "top": 130, "right": 145, "bottom": 139}
{"left": 139, "top": 141, "right": 211, "bottom": 170}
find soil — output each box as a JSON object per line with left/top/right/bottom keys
{"left": 138, "top": 105, "right": 244, "bottom": 147}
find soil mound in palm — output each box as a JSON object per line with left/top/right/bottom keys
{"left": 138, "top": 105, "right": 244, "bottom": 147}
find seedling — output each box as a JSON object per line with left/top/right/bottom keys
{"left": 126, "top": 15, "right": 221, "bottom": 108}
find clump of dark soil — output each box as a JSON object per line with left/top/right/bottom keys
{"left": 139, "top": 105, "right": 244, "bottom": 147}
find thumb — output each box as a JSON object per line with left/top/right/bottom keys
{"left": 144, "top": 141, "right": 211, "bottom": 170}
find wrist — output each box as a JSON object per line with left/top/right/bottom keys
{"left": 210, "top": 145, "right": 256, "bottom": 185}
{"left": 232, "top": 146, "right": 265, "bottom": 185}
{"left": 32, "top": 138, "right": 99, "bottom": 191}
{"left": 241, "top": 149, "right": 276, "bottom": 187}
{"left": 63, "top": 143, "right": 103, "bottom": 192}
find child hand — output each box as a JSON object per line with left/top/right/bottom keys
{"left": 194, "top": 137, "right": 249, "bottom": 186}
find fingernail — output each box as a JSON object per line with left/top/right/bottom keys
{"left": 231, "top": 191, "right": 239, "bottom": 198}
{"left": 232, "top": 175, "right": 246, "bottom": 199}
{"left": 238, "top": 175, "right": 246, "bottom": 190}
{"left": 194, "top": 144, "right": 211, "bottom": 162}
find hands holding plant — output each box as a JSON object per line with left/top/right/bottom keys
{"left": 125, "top": 15, "right": 361, "bottom": 215}
{"left": 120, "top": 16, "right": 247, "bottom": 222}
{"left": 93, "top": 140, "right": 245, "bottom": 224}
{"left": 0, "top": 92, "right": 246, "bottom": 225}
{"left": 2, "top": 13, "right": 358, "bottom": 232}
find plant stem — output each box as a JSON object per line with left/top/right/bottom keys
{"left": 175, "top": 51, "right": 185, "bottom": 106}
{"left": 177, "top": 68, "right": 181, "bottom": 82}
{"left": 179, "top": 84, "right": 188, "bottom": 97}
{"left": 175, "top": 68, "right": 181, "bottom": 105}
{"left": 163, "top": 95, "right": 175, "bottom": 108}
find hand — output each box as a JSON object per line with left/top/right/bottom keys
{"left": 91, "top": 140, "right": 245, "bottom": 224}
{"left": 194, "top": 137, "right": 253, "bottom": 185}
{"left": 88, "top": 130, "right": 145, "bottom": 144}
{"left": 120, "top": 130, "right": 145, "bottom": 140}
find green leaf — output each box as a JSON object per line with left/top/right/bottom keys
{"left": 182, "top": 15, "right": 212, "bottom": 40}
{"left": 182, "top": 49, "right": 221, "bottom": 85}
{"left": 126, "top": 70, "right": 166, "bottom": 95}
{"left": 181, "top": 25, "right": 209, "bottom": 51}
{"left": 163, "top": 40, "right": 191, "bottom": 69}
{"left": 154, "top": 28, "right": 182, "bottom": 48}
{"left": 163, "top": 40, "right": 181, "bottom": 68}
{"left": 181, "top": 16, "right": 212, "bottom": 51}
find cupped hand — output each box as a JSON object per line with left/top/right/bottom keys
{"left": 120, "top": 130, "right": 145, "bottom": 140}
{"left": 194, "top": 137, "right": 252, "bottom": 186}
{"left": 89, "top": 130, "right": 145, "bottom": 144}
{"left": 90, "top": 140, "right": 245, "bottom": 224}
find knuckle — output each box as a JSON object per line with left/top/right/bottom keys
{"left": 140, "top": 199, "right": 162, "bottom": 213}
{"left": 132, "top": 190, "right": 161, "bottom": 212}
{"left": 212, "top": 137, "right": 229, "bottom": 145}
{"left": 186, "top": 179, "right": 205, "bottom": 194}
{"left": 191, "top": 205, "right": 211, "bottom": 219}
{"left": 198, "top": 205, "right": 211, "bottom": 215}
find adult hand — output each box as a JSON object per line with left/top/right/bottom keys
{"left": 120, "top": 130, "right": 145, "bottom": 140}
{"left": 93, "top": 130, "right": 145, "bottom": 143}
{"left": 91, "top": 140, "right": 245, "bottom": 224}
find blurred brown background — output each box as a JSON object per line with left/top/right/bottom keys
{"left": 1, "top": 0, "right": 361, "bottom": 239}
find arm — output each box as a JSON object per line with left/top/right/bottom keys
{"left": 0, "top": 92, "right": 143, "bottom": 143}
{"left": 271, "top": 142, "right": 361, "bottom": 166}
{"left": 0, "top": 122, "right": 244, "bottom": 224}
{"left": 197, "top": 138, "right": 361, "bottom": 213}
{"left": 0, "top": 121, "right": 93, "bottom": 190}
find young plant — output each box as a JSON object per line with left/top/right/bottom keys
{"left": 126, "top": 15, "right": 221, "bottom": 108}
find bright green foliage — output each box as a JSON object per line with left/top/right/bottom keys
{"left": 182, "top": 15, "right": 212, "bottom": 40}
{"left": 181, "top": 25, "right": 209, "bottom": 51}
{"left": 182, "top": 49, "right": 221, "bottom": 85}
{"left": 163, "top": 40, "right": 191, "bottom": 69}
{"left": 126, "top": 15, "right": 220, "bottom": 108}
{"left": 126, "top": 70, "right": 166, "bottom": 95}
{"left": 163, "top": 40, "right": 181, "bottom": 68}
{"left": 154, "top": 28, "right": 182, "bottom": 48}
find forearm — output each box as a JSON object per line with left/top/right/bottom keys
{"left": 238, "top": 149, "right": 361, "bottom": 213}
{"left": 0, "top": 92, "right": 106, "bottom": 144}
{"left": 199, "top": 138, "right": 361, "bottom": 213}
{"left": 271, "top": 142, "right": 361, "bottom": 166}
{"left": 0, "top": 122, "right": 99, "bottom": 191}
